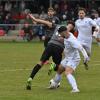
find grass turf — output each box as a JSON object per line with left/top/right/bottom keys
{"left": 0, "top": 42, "right": 100, "bottom": 100}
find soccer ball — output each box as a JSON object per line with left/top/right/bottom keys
{"left": 49, "top": 79, "right": 60, "bottom": 89}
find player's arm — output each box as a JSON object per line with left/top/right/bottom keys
{"left": 72, "top": 40, "right": 89, "bottom": 69}
{"left": 77, "top": 42, "right": 89, "bottom": 68}
{"left": 71, "top": 38, "right": 88, "bottom": 60}
{"left": 92, "top": 19, "right": 100, "bottom": 37}
{"left": 73, "top": 41, "right": 88, "bottom": 59}
{"left": 28, "top": 14, "right": 53, "bottom": 28}
{"left": 90, "top": 18, "right": 99, "bottom": 31}
{"left": 77, "top": 44, "right": 89, "bottom": 60}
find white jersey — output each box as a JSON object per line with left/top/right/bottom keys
{"left": 93, "top": 18, "right": 100, "bottom": 38}
{"left": 75, "top": 17, "right": 97, "bottom": 44}
{"left": 64, "top": 33, "right": 81, "bottom": 61}
{"left": 94, "top": 17, "right": 100, "bottom": 26}
{"left": 61, "top": 33, "right": 88, "bottom": 70}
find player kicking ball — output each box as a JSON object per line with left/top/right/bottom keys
{"left": 48, "top": 26, "right": 89, "bottom": 93}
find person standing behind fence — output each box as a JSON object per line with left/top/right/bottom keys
{"left": 22, "top": 22, "right": 33, "bottom": 41}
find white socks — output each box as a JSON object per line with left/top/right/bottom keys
{"left": 53, "top": 73, "right": 79, "bottom": 90}
{"left": 66, "top": 74, "right": 78, "bottom": 90}
{"left": 54, "top": 73, "right": 61, "bottom": 83}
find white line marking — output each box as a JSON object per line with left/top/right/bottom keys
{"left": 0, "top": 68, "right": 31, "bottom": 72}
{"left": 0, "top": 63, "right": 100, "bottom": 72}
{"left": 0, "top": 60, "right": 100, "bottom": 65}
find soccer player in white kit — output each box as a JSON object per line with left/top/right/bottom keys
{"left": 75, "top": 8, "right": 99, "bottom": 58}
{"left": 92, "top": 11, "right": 100, "bottom": 46}
{"left": 48, "top": 26, "right": 89, "bottom": 93}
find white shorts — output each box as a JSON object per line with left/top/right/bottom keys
{"left": 61, "top": 58, "right": 80, "bottom": 70}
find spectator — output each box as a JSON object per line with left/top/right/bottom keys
{"left": 39, "top": 5, "right": 45, "bottom": 14}
{"left": 59, "top": 4, "right": 71, "bottom": 22}
{"left": 22, "top": 22, "right": 33, "bottom": 41}
{"left": 53, "top": 3, "right": 60, "bottom": 16}
{"left": 59, "top": 0, "right": 67, "bottom": 12}
{"left": 19, "top": 0, "right": 26, "bottom": 12}
{"left": 0, "top": 5, "right": 5, "bottom": 29}
{"left": 37, "top": 24, "right": 45, "bottom": 41}
{"left": 4, "top": 1, "right": 12, "bottom": 13}
{"left": 39, "top": 11, "right": 47, "bottom": 20}
{"left": 25, "top": 14, "right": 33, "bottom": 24}
{"left": 97, "top": 7, "right": 100, "bottom": 16}
{"left": 3, "top": 13, "right": 12, "bottom": 34}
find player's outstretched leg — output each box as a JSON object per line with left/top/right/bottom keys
{"left": 26, "top": 77, "right": 32, "bottom": 90}
{"left": 66, "top": 73, "right": 80, "bottom": 93}
{"left": 26, "top": 64, "right": 42, "bottom": 90}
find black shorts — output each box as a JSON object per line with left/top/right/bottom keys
{"left": 44, "top": 37, "right": 51, "bottom": 48}
{"left": 40, "top": 43, "right": 64, "bottom": 65}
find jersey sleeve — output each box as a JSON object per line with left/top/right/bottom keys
{"left": 97, "top": 18, "right": 100, "bottom": 26}
{"left": 89, "top": 18, "right": 97, "bottom": 27}
{"left": 71, "top": 39, "right": 81, "bottom": 49}
{"left": 70, "top": 39, "right": 88, "bottom": 59}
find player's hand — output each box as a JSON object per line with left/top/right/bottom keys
{"left": 28, "top": 14, "right": 36, "bottom": 21}
{"left": 83, "top": 57, "right": 89, "bottom": 70}
{"left": 94, "top": 26, "right": 99, "bottom": 32}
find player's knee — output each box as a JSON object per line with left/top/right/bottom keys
{"left": 65, "top": 67, "right": 74, "bottom": 75}
{"left": 38, "top": 61, "right": 44, "bottom": 66}
{"left": 57, "top": 65, "right": 65, "bottom": 74}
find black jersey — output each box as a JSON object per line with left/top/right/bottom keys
{"left": 44, "top": 16, "right": 60, "bottom": 38}
{"left": 48, "top": 31, "right": 64, "bottom": 49}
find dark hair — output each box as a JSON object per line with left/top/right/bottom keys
{"left": 78, "top": 8, "right": 86, "bottom": 13}
{"left": 67, "top": 20, "right": 75, "bottom": 27}
{"left": 67, "top": 20, "right": 75, "bottom": 33}
{"left": 58, "top": 26, "right": 67, "bottom": 33}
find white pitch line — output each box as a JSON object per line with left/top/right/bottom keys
{"left": 0, "top": 68, "right": 31, "bottom": 72}
{"left": 0, "top": 63, "right": 100, "bottom": 72}
{"left": 91, "top": 61, "right": 100, "bottom": 63}
{"left": 0, "top": 60, "right": 100, "bottom": 65}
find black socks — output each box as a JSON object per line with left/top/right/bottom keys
{"left": 30, "top": 64, "right": 41, "bottom": 79}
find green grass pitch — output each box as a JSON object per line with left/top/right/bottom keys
{"left": 0, "top": 42, "right": 100, "bottom": 100}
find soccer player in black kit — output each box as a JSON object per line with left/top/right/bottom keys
{"left": 26, "top": 26, "right": 65, "bottom": 90}
{"left": 29, "top": 7, "right": 60, "bottom": 48}
{"left": 26, "top": 8, "right": 61, "bottom": 90}
{"left": 29, "top": 7, "right": 60, "bottom": 64}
